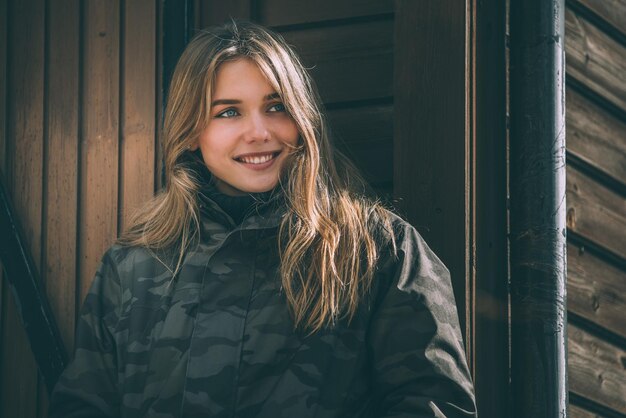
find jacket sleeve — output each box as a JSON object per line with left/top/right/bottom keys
{"left": 49, "top": 249, "right": 121, "bottom": 418}
{"left": 367, "top": 222, "right": 477, "bottom": 418}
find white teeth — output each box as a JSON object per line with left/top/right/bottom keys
{"left": 239, "top": 153, "right": 275, "bottom": 164}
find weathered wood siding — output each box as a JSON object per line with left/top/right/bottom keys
{"left": 0, "top": 0, "right": 159, "bottom": 416}
{"left": 565, "top": 1, "right": 626, "bottom": 416}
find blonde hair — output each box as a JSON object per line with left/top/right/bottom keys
{"left": 120, "top": 21, "right": 396, "bottom": 332}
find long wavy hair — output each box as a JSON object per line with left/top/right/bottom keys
{"left": 120, "top": 21, "right": 396, "bottom": 332}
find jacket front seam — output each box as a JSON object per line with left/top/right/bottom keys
{"left": 229, "top": 233, "right": 259, "bottom": 418}
{"left": 179, "top": 250, "right": 213, "bottom": 418}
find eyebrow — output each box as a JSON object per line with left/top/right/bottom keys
{"left": 211, "top": 92, "right": 281, "bottom": 107}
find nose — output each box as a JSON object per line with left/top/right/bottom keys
{"left": 245, "top": 113, "right": 270, "bottom": 143}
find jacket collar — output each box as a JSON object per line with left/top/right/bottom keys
{"left": 196, "top": 177, "right": 288, "bottom": 233}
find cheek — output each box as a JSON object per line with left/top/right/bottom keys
{"left": 277, "top": 120, "right": 300, "bottom": 145}
{"left": 198, "top": 127, "right": 231, "bottom": 155}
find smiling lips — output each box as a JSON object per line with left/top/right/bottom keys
{"left": 234, "top": 151, "right": 281, "bottom": 165}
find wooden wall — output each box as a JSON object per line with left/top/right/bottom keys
{"left": 0, "top": 0, "right": 159, "bottom": 416}
{"left": 8, "top": 1, "right": 623, "bottom": 418}
{"left": 0, "top": 0, "right": 479, "bottom": 416}
{"left": 564, "top": 0, "right": 626, "bottom": 417}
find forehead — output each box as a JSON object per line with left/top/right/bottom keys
{"left": 212, "top": 58, "right": 274, "bottom": 97}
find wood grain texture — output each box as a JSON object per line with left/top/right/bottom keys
{"left": 565, "top": 8, "right": 626, "bottom": 113}
{"left": 121, "top": 0, "right": 156, "bottom": 231}
{"left": 258, "top": 0, "right": 393, "bottom": 26}
{"left": 0, "top": 0, "right": 6, "bottom": 172}
{"left": 566, "top": 165, "right": 626, "bottom": 259}
{"left": 570, "top": 403, "right": 606, "bottom": 418}
{"left": 0, "top": 0, "right": 7, "bottom": 408}
{"left": 472, "top": 1, "right": 509, "bottom": 417}
{"left": 577, "top": 0, "right": 626, "bottom": 38}
{"left": 196, "top": 0, "right": 251, "bottom": 28}
{"left": 79, "top": 0, "right": 120, "bottom": 301}
{"left": 327, "top": 105, "right": 393, "bottom": 186}
{"left": 567, "top": 87, "right": 626, "bottom": 184}
{"left": 394, "top": 0, "right": 468, "bottom": 333}
{"left": 156, "top": 0, "right": 165, "bottom": 192}
{"left": 568, "top": 241, "right": 626, "bottom": 340}
{"left": 282, "top": 20, "right": 393, "bottom": 104}
{"left": 569, "top": 323, "right": 626, "bottom": 414}
{"left": 1, "top": 0, "right": 45, "bottom": 416}
{"left": 45, "top": 0, "right": 80, "bottom": 356}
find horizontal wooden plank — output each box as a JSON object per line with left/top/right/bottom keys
{"left": 259, "top": 0, "right": 393, "bottom": 26}
{"left": 336, "top": 138, "right": 393, "bottom": 188}
{"left": 567, "top": 87, "right": 626, "bottom": 185}
{"left": 568, "top": 241, "right": 626, "bottom": 341}
{"left": 327, "top": 104, "right": 392, "bottom": 146}
{"left": 327, "top": 102, "right": 393, "bottom": 186}
{"left": 565, "top": 8, "right": 626, "bottom": 114}
{"left": 196, "top": 0, "right": 251, "bottom": 28}
{"left": 569, "top": 323, "right": 626, "bottom": 414}
{"left": 570, "top": 403, "right": 606, "bottom": 418}
{"left": 576, "top": 0, "right": 626, "bottom": 39}
{"left": 566, "top": 166, "right": 626, "bottom": 259}
{"left": 282, "top": 20, "right": 393, "bottom": 104}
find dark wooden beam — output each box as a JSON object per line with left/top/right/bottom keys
{"left": 162, "top": 0, "right": 194, "bottom": 105}
{"left": 0, "top": 172, "right": 67, "bottom": 393}
{"left": 393, "top": 0, "right": 470, "bottom": 347}
{"left": 472, "top": 0, "right": 510, "bottom": 417}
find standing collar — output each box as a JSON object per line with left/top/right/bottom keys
{"left": 197, "top": 174, "right": 288, "bottom": 232}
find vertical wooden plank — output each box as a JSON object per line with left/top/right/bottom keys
{"left": 79, "top": 0, "right": 120, "bottom": 301}
{"left": 0, "top": 0, "right": 7, "bottom": 408}
{"left": 472, "top": 0, "right": 510, "bottom": 417}
{"left": 1, "top": 0, "right": 45, "bottom": 416}
{"left": 121, "top": 0, "right": 156, "bottom": 231}
{"left": 40, "top": 1, "right": 82, "bottom": 413}
{"left": 156, "top": 0, "right": 164, "bottom": 191}
{"left": 0, "top": 0, "right": 6, "bottom": 171}
{"left": 394, "top": 0, "right": 470, "bottom": 336}
{"left": 46, "top": 0, "right": 80, "bottom": 356}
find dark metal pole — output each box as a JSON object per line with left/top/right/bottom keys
{"left": 509, "top": 0, "right": 568, "bottom": 417}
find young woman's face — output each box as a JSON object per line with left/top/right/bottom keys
{"left": 193, "top": 58, "right": 300, "bottom": 196}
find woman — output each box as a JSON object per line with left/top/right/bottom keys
{"left": 50, "top": 21, "right": 477, "bottom": 418}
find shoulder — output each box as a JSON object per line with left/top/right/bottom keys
{"left": 370, "top": 209, "right": 452, "bottom": 300}
{"left": 370, "top": 209, "right": 446, "bottom": 270}
{"left": 95, "top": 243, "right": 174, "bottom": 299}
{"left": 104, "top": 243, "right": 172, "bottom": 275}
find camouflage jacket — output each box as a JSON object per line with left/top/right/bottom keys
{"left": 49, "top": 193, "right": 477, "bottom": 418}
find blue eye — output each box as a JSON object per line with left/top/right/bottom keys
{"left": 217, "top": 108, "right": 239, "bottom": 118}
{"left": 268, "top": 103, "right": 286, "bottom": 112}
